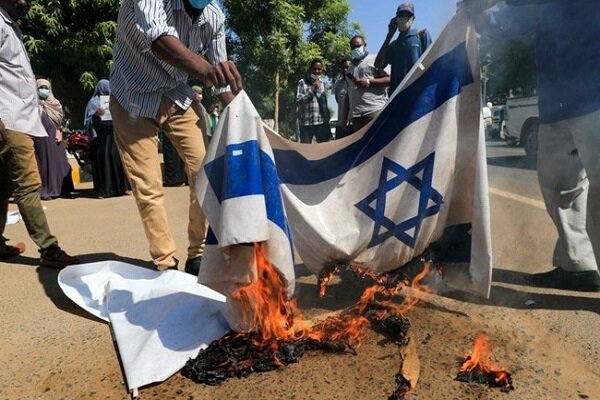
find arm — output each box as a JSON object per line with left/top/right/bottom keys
{"left": 374, "top": 17, "right": 397, "bottom": 69}
{"left": 296, "top": 80, "right": 314, "bottom": 104}
{"left": 135, "top": 1, "right": 241, "bottom": 95}
{"left": 0, "top": 119, "right": 5, "bottom": 143}
{"left": 353, "top": 76, "right": 390, "bottom": 89}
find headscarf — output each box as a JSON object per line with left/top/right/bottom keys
{"left": 37, "top": 79, "right": 64, "bottom": 128}
{"left": 83, "top": 79, "right": 111, "bottom": 139}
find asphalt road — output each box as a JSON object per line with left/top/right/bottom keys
{"left": 1, "top": 141, "right": 598, "bottom": 400}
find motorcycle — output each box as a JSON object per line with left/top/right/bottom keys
{"left": 62, "top": 117, "right": 92, "bottom": 173}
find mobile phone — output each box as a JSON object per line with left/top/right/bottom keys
{"left": 346, "top": 72, "right": 356, "bottom": 81}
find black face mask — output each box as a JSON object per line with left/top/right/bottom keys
{"left": 1, "top": 0, "right": 30, "bottom": 21}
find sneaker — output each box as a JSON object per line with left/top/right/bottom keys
{"left": 528, "top": 268, "right": 600, "bottom": 292}
{"left": 0, "top": 242, "right": 26, "bottom": 261}
{"left": 40, "top": 245, "right": 79, "bottom": 269}
{"left": 184, "top": 256, "right": 202, "bottom": 276}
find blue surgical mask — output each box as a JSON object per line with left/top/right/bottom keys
{"left": 38, "top": 88, "right": 50, "bottom": 99}
{"left": 188, "top": 0, "right": 212, "bottom": 9}
{"left": 352, "top": 45, "right": 365, "bottom": 60}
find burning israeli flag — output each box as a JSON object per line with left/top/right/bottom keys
{"left": 196, "top": 12, "right": 492, "bottom": 316}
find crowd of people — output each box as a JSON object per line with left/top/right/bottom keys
{"left": 1, "top": 0, "right": 598, "bottom": 292}
{"left": 297, "top": 2, "right": 430, "bottom": 142}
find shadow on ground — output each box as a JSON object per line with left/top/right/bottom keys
{"left": 34, "top": 252, "right": 153, "bottom": 321}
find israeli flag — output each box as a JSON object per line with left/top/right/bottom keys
{"left": 196, "top": 13, "right": 492, "bottom": 305}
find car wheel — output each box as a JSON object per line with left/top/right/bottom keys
{"left": 523, "top": 121, "right": 539, "bottom": 160}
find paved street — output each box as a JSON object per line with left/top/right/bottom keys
{"left": 1, "top": 140, "right": 598, "bottom": 400}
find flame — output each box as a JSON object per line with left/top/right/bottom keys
{"left": 460, "top": 333, "right": 512, "bottom": 387}
{"left": 317, "top": 266, "right": 339, "bottom": 298}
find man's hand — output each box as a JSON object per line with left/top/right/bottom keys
{"left": 387, "top": 17, "right": 398, "bottom": 35}
{"left": 201, "top": 60, "right": 243, "bottom": 95}
{"left": 354, "top": 78, "right": 370, "bottom": 88}
{"left": 0, "top": 119, "right": 6, "bottom": 143}
{"left": 96, "top": 107, "right": 105, "bottom": 116}
{"left": 311, "top": 79, "right": 321, "bottom": 93}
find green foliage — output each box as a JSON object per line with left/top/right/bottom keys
{"left": 221, "top": 0, "right": 360, "bottom": 135}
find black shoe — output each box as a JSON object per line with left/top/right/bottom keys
{"left": 528, "top": 268, "right": 600, "bottom": 292}
{"left": 40, "top": 245, "right": 79, "bottom": 269}
{"left": 184, "top": 256, "right": 202, "bottom": 276}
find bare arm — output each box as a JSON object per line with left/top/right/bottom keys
{"left": 151, "top": 35, "right": 243, "bottom": 94}
{"left": 374, "top": 17, "right": 397, "bottom": 69}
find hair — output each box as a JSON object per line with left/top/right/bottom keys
{"left": 340, "top": 57, "right": 352, "bottom": 65}
{"left": 350, "top": 35, "right": 365, "bottom": 45}
{"left": 310, "top": 57, "right": 323, "bottom": 68}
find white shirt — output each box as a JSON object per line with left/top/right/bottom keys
{"left": 0, "top": 8, "right": 46, "bottom": 137}
{"left": 110, "top": 0, "right": 230, "bottom": 119}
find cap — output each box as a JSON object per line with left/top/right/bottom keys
{"left": 192, "top": 85, "right": 203, "bottom": 94}
{"left": 397, "top": 2, "right": 415, "bottom": 16}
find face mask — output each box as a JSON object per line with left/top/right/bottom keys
{"left": 352, "top": 46, "right": 365, "bottom": 60}
{"left": 310, "top": 73, "right": 321, "bottom": 81}
{"left": 188, "top": 0, "right": 211, "bottom": 10}
{"left": 396, "top": 16, "right": 414, "bottom": 32}
{"left": 38, "top": 88, "right": 50, "bottom": 99}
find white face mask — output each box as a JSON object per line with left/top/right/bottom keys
{"left": 396, "top": 16, "right": 414, "bottom": 32}
{"left": 310, "top": 73, "right": 321, "bottom": 81}
{"left": 352, "top": 45, "right": 366, "bottom": 60}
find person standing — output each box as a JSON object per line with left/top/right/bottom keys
{"left": 83, "top": 79, "right": 131, "bottom": 198}
{"left": 463, "top": 0, "right": 600, "bottom": 291}
{"left": 296, "top": 58, "right": 331, "bottom": 144}
{"left": 375, "top": 3, "right": 432, "bottom": 95}
{"left": 333, "top": 58, "right": 352, "bottom": 139}
{"left": 0, "top": 0, "right": 78, "bottom": 267}
{"left": 347, "top": 35, "right": 391, "bottom": 134}
{"left": 109, "top": 0, "right": 242, "bottom": 274}
{"left": 35, "top": 79, "right": 75, "bottom": 200}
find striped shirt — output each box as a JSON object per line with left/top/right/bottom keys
{"left": 110, "top": 0, "right": 230, "bottom": 119}
{"left": 0, "top": 7, "right": 46, "bottom": 137}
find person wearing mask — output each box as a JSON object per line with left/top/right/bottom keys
{"left": 0, "top": 0, "right": 78, "bottom": 267}
{"left": 35, "top": 79, "right": 75, "bottom": 200}
{"left": 334, "top": 58, "right": 352, "bottom": 139}
{"left": 109, "top": 0, "right": 242, "bottom": 274}
{"left": 83, "top": 79, "right": 131, "bottom": 198}
{"left": 375, "top": 3, "right": 432, "bottom": 95}
{"left": 347, "top": 36, "right": 391, "bottom": 134}
{"left": 296, "top": 58, "right": 331, "bottom": 144}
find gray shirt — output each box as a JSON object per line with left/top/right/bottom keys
{"left": 110, "top": 0, "right": 230, "bottom": 119}
{"left": 0, "top": 8, "right": 46, "bottom": 137}
{"left": 347, "top": 54, "right": 390, "bottom": 118}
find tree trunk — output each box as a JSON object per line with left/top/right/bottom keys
{"left": 274, "top": 70, "right": 280, "bottom": 133}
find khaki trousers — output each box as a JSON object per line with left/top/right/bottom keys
{"left": 110, "top": 96, "right": 207, "bottom": 269}
{"left": 0, "top": 130, "right": 57, "bottom": 251}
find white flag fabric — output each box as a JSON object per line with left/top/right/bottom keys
{"left": 197, "top": 13, "right": 492, "bottom": 305}
{"left": 58, "top": 262, "right": 229, "bottom": 391}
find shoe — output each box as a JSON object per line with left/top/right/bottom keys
{"left": 528, "top": 268, "right": 600, "bottom": 292}
{"left": 184, "top": 256, "right": 202, "bottom": 276}
{"left": 40, "top": 245, "right": 79, "bottom": 269}
{"left": 0, "top": 242, "right": 26, "bottom": 261}
{"left": 157, "top": 257, "right": 179, "bottom": 272}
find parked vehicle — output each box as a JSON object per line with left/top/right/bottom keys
{"left": 503, "top": 95, "right": 539, "bottom": 159}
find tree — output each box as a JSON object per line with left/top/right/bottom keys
{"left": 21, "top": 0, "right": 119, "bottom": 124}
{"left": 221, "top": 0, "right": 360, "bottom": 135}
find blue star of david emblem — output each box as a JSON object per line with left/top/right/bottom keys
{"left": 355, "top": 153, "right": 444, "bottom": 249}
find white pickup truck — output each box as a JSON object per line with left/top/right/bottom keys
{"left": 502, "top": 95, "right": 539, "bottom": 159}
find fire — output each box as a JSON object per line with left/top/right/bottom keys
{"left": 230, "top": 243, "right": 431, "bottom": 348}
{"left": 458, "top": 333, "right": 513, "bottom": 390}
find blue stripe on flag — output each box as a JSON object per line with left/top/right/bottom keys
{"left": 204, "top": 141, "right": 290, "bottom": 236}
{"left": 273, "top": 42, "right": 474, "bottom": 185}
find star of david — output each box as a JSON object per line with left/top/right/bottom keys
{"left": 355, "top": 153, "right": 444, "bottom": 249}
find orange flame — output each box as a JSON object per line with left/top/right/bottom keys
{"left": 460, "top": 333, "right": 512, "bottom": 387}
{"left": 230, "top": 243, "right": 431, "bottom": 351}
